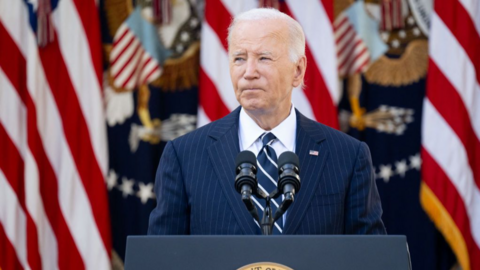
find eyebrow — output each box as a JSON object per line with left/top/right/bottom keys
{"left": 232, "top": 51, "right": 246, "bottom": 57}
{"left": 257, "top": 51, "right": 273, "bottom": 56}
{"left": 231, "top": 51, "right": 273, "bottom": 57}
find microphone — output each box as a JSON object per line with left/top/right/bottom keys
{"left": 277, "top": 151, "right": 301, "bottom": 197}
{"left": 273, "top": 151, "right": 300, "bottom": 222}
{"left": 234, "top": 151, "right": 260, "bottom": 223}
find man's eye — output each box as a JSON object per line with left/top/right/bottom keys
{"left": 234, "top": 57, "right": 244, "bottom": 62}
{"left": 260, "top": 57, "right": 271, "bottom": 61}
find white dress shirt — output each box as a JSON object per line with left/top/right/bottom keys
{"left": 238, "top": 105, "right": 297, "bottom": 155}
{"left": 238, "top": 105, "right": 297, "bottom": 228}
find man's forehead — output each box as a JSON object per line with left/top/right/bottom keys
{"left": 229, "top": 20, "right": 288, "bottom": 51}
{"left": 231, "top": 19, "right": 287, "bottom": 39}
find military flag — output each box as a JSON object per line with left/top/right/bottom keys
{"left": 101, "top": 0, "right": 200, "bottom": 266}
{"left": 334, "top": 1, "right": 388, "bottom": 77}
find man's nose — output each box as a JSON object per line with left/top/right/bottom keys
{"left": 243, "top": 59, "right": 259, "bottom": 80}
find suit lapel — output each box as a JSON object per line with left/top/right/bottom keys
{"left": 284, "top": 110, "right": 329, "bottom": 234}
{"left": 207, "top": 107, "right": 261, "bottom": 234}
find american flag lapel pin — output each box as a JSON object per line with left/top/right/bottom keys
{"left": 309, "top": 150, "right": 319, "bottom": 156}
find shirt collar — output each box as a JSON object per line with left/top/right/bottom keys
{"left": 239, "top": 105, "right": 296, "bottom": 151}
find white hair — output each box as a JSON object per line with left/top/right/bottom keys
{"left": 227, "top": 8, "right": 306, "bottom": 63}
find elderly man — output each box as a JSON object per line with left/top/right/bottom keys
{"left": 148, "top": 8, "right": 386, "bottom": 235}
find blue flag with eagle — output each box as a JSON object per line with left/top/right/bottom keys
{"left": 100, "top": 0, "right": 201, "bottom": 267}
{"left": 336, "top": 0, "right": 456, "bottom": 268}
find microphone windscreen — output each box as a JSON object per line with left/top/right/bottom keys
{"left": 235, "top": 150, "right": 257, "bottom": 168}
{"left": 278, "top": 151, "right": 299, "bottom": 168}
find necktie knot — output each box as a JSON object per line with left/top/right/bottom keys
{"left": 261, "top": 132, "right": 277, "bottom": 146}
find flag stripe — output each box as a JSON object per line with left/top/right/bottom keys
{"left": 199, "top": 68, "right": 231, "bottom": 120}
{"left": 112, "top": 38, "right": 140, "bottom": 80}
{"left": 200, "top": 23, "right": 238, "bottom": 111}
{"left": 1, "top": 0, "right": 110, "bottom": 268}
{"left": 24, "top": 150, "right": 59, "bottom": 270}
{"left": 422, "top": 100, "right": 480, "bottom": 248}
{"left": 347, "top": 48, "right": 369, "bottom": 75}
{"left": 333, "top": 14, "right": 348, "bottom": 31}
{"left": 286, "top": 0, "right": 339, "bottom": 104}
{"left": 336, "top": 27, "right": 356, "bottom": 56}
{"left": 338, "top": 39, "right": 363, "bottom": 69}
{"left": 0, "top": 70, "right": 27, "bottom": 155}
{"left": 427, "top": 60, "right": 480, "bottom": 189}
{"left": 458, "top": 0, "right": 480, "bottom": 34}
{"left": 0, "top": 174, "right": 27, "bottom": 270}
{"left": 69, "top": 0, "right": 103, "bottom": 87}
{"left": 205, "top": 0, "right": 231, "bottom": 51}
{"left": 37, "top": 37, "right": 110, "bottom": 269}
{"left": 0, "top": 20, "right": 85, "bottom": 270}
{"left": 142, "top": 64, "right": 161, "bottom": 84}
{"left": 113, "top": 42, "right": 141, "bottom": 80}
{"left": 54, "top": 0, "right": 109, "bottom": 179}
{"left": 282, "top": 2, "right": 339, "bottom": 128}
{"left": 0, "top": 224, "right": 24, "bottom": 270}
{"left": 435, "top": 0, "right": 480, "bottom": 84}
{"left": 0, "top": 70, "right": 43, "bottom": 270}
{"left": 0, "top": 124, "right": 41, "bottom": 270}
{"left": 344, "top": 45, "right": 369, "bottom": 74}
{"left": 429, "top": 14, "right": 480, "bottom": 140}
{"left": 111, "top": 34, "right": 136, "bottom": 67}
{"left": 422, "top": 149, "right": 480, "bottom": 269}
{"left": 121, "top": 47, "right": 145, "bottom": 88}
{"left": 139, "top": 56, "right": 156, "bottom": 83}
{"left": 319, "top": 0, "right": 333, "bottom": 22}
{"left": 112, "top": 24, "right": 129, "bottom": 48}
{"left": 221, "top": 0, "right": 257, "bottom": 16}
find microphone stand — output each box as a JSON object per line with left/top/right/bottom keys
{"left": 261, "top": 197, "right": 273, "bottom": 235}
{"left": 257, "top": 189, "right": 296, "bottom": 235}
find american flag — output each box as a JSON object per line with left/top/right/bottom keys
{"left": 198, "top": 0, "right": 339, "bottom": 129}
{"left": 110, "top": 7, "right": 169, "bottom": 91}
{"left": 421, "top": 0, "right": 480, "bottom": 268}
{"left": 334, "top": 11, "right": 370, "bottom": 77}
{"left": 0, "top": 0, "right": 111, "bottom": 269}
{"left": 334, "top": 1, "right": 388, "bottom": 78}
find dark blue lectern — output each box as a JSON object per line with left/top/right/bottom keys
{"left": 125, "top": 235, "right": 411, "bottom": 270}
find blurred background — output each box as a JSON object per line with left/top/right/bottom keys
{"left": 0, "top": 0, "right": 478, "bottom": 269}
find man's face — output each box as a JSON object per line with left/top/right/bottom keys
{"left": 229, "top": 19, "right": 305, "bottom": 116}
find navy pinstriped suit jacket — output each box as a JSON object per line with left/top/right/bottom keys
{"left": 148, "top": 107, "right": 386, "bottom": 235}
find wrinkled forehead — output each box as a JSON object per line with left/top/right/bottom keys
{"left": 228, "top": 19, "right": 289, "bottom": 50}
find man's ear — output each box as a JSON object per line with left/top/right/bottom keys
{"left": 292, "top": 56, "right": 307, "bottom": 88}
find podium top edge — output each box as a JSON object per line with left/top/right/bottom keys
{"left": 127, "top": 235, "right": 407, "bottom": 240}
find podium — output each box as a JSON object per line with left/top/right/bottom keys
{"left": 125, "top": 235, "right": 411, "bottom": 269}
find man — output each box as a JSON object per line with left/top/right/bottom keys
{"left": 148, "top": 8, "right": 386, "bottom": 235}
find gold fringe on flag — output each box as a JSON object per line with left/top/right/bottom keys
{"left": 365, "top": 39, "right": 428, "bottom": 87}
{"left": 104, "top": 0, "right": 134, "bottom": 37}
{"left": 420, "top": 182, "right": 470, "bottom": 270}
{"left": 151, "top": 41, "right": 200, "bottom": 91}
{"left": 334, "top": 0, "right": 355, "bottom": 20}
{"left": 111, "top": 250, "right": 124, "bottom": 270}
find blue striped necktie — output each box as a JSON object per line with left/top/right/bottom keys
{"left": 256, "top": 132, "right": 283, "bottom": 234}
